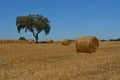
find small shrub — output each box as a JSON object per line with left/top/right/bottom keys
{"left": 18, "top": 36, "right": 26, "bottom": 41}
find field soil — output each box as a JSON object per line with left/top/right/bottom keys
{"left": 0, "top": 41, "right": 120, "bottom": 80}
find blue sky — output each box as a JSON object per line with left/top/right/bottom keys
{"left": 0, "top": 0, "right": 120, "bottom": 41}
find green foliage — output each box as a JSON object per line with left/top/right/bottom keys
{"left": 16, "top": 14, "right": 51, "bottom": 43}
{"left": 18, "top": 36, "right": 26, "bottom": 41}
{"left": 100, "top": 39, "right": 107, "bottom": 41}
{"left": 109, "top": 38, "right": 120, "bottom": 41}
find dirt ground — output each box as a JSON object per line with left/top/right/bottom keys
{"left": 0, "top": 41, "right": 120, "bottom": 80}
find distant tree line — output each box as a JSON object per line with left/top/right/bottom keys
{"left": 18, "top": 36, "right": 120, "bottom": 42}
{"left": 109, "top": 38, "right": 120, "bottom": 41}
{"left": 100, "top": 38, "right": 120, "bottom": 41}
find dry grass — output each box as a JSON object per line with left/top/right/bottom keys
{"left": 0, "top": 41, "right": 120, "bottom": 80}
{"left": 0, "top": 40, "right": 28, "bottom": 44}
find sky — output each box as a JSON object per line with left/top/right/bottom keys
{"left": 0, "top": 0, "right": 120, "bottom": 41}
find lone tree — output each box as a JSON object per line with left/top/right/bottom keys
{"left": 16, "top": 14, "right": 51, "bottom": 43}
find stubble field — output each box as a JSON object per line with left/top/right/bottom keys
{"left": 0, "top": 41, "right": 120, "bottom": 80}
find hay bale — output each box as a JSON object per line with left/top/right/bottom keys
{"left": 2, "top": 40, "right": 16, "bottom": 43}
{"left": 0, "top": 40, "right": 3, "bottom": 44}
{"left": 47, "top": 39, "right": 54, "bottom": 44}
{"left": 28, "top": 40, "right": 35, "bottom": 44}
{"left": 76, "top": 36, "right": 99, "bottom": 53}
{"left": 61, "top": 39, "right": 72, "bottom": 46}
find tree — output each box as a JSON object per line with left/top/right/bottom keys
{"left": 16, "top": 14, "right": 51, "bottom": 43}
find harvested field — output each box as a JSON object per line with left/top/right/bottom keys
{"left": 0, "top": 41, "right": 120, "bottom": 80}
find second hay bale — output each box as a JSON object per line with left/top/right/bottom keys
{"left": 47, "top": 40, "right": 54, "bottom": 43}
{"left": 28, "top": 40, "right": 35, "bottom": 44}
{"left": 61, "top": 39, "right": 72, "bottom": 46}
{"left": 76, "top": 36, "right": 99, "bottom": 53}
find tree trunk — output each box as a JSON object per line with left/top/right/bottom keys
{"left": 35, "top": 35, "right": 38, "bottom": 43}
{"left": 32, "top": 32, "right": 39, "bottom": 43}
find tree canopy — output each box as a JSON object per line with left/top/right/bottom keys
{"left": 16, "top": 14, "right": 51, "bottom": 43}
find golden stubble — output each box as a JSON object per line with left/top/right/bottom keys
{"left": 0, "top": 41, "right": 120, "bottom": 80}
